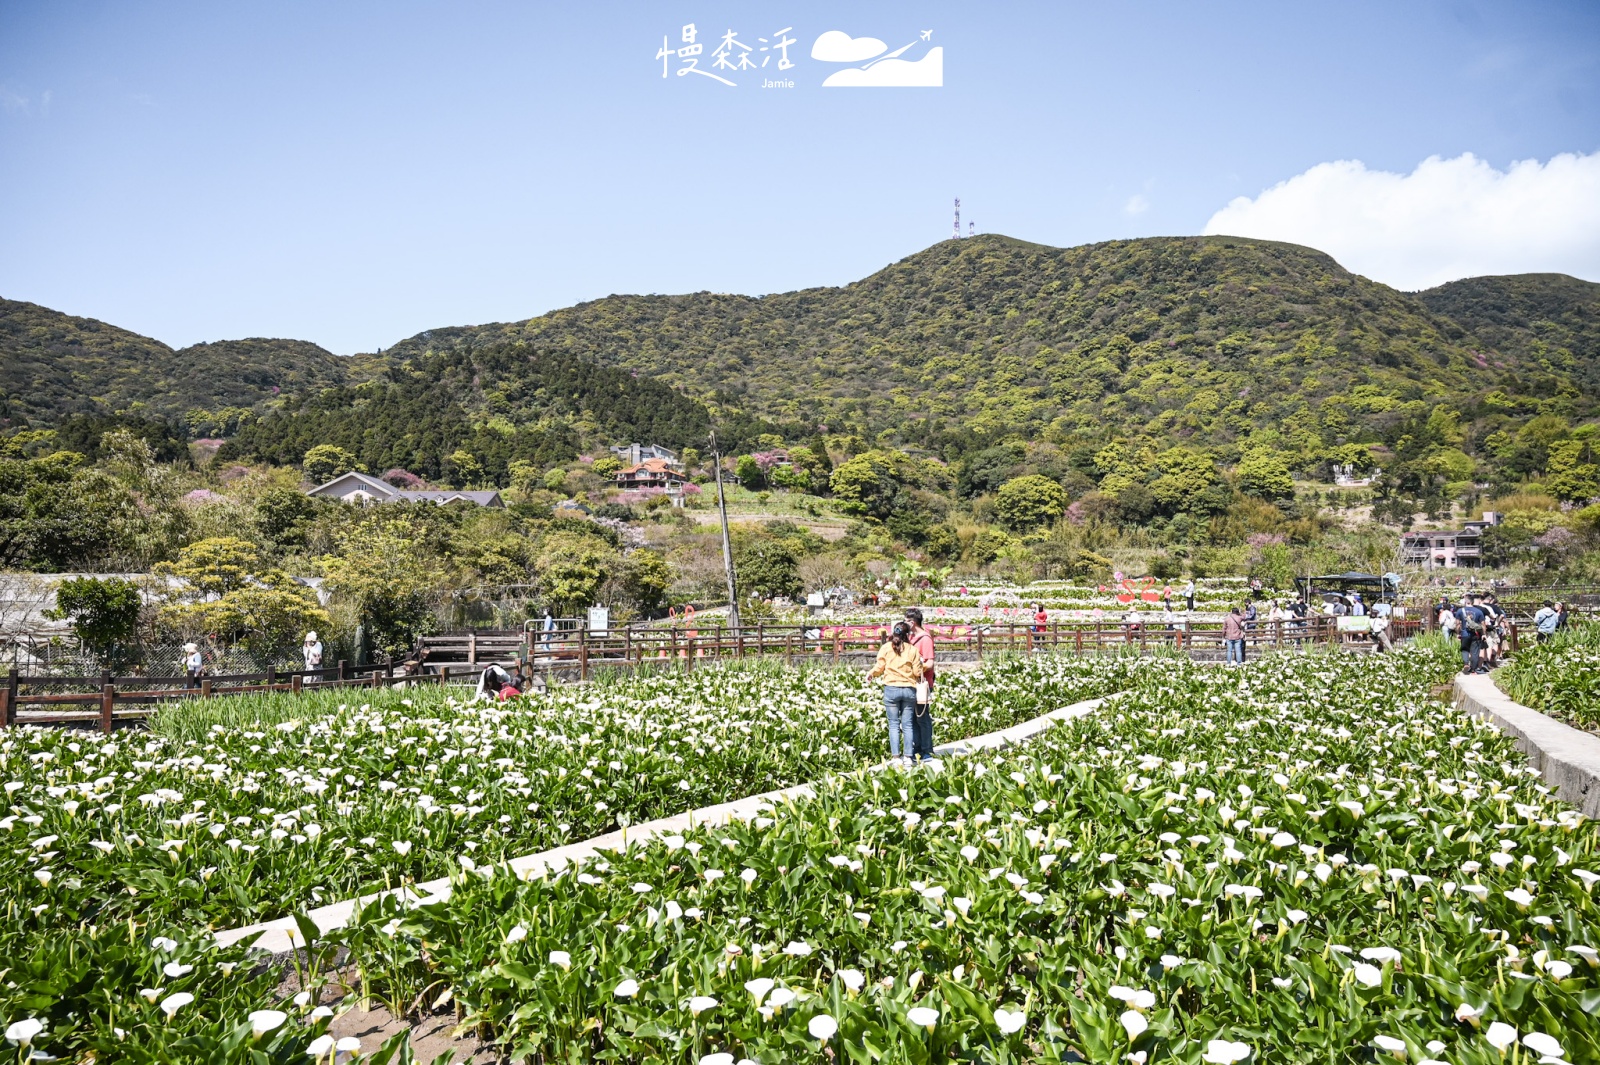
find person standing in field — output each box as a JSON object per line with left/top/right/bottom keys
{"left": 1535, "top": 600, "right": 1559, "bottom": 643}
{"left": 905, "top": 608, "right": 937, "bottom": 761}
{"left": 1223, "top": 607, "right": 1246, "bottom": 665}
{"left": 1031, "top": 601, "right": 1048, "bottom": 651}
{"left": 868, "top": 621, "right": 925, "bottom": 764}
{"left": 302, "top": 630, "right": 323, "bottom": 681}
{"left": 1183, "top": 578, "right": 1196, "bottom": 612}
{"left": 182, "top": 642, "right": 204, "bottom": 689}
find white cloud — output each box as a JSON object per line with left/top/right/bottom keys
{"left": 811, "top": 31, "right": 887, "bottom": 63}
{"left": 1124, "top": 194, "right": 1150, "bottom": 216}
{"left": 822, "top": 47, "right": 942, "bottom": 87}
{"left": 1202, "top": 151, "right": 1600, "bottom": 289}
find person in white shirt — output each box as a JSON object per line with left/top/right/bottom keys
{"left": 303, "top": 631, "right": 324, "bottom": 681}
{"left": 182, "top": 642, "right": 203, "bottom": 689}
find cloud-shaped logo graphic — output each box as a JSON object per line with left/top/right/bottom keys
{"left": 822, "top": 46, "right": 943, "bottom": 87}
{"left": 811, "top": 30, "right": 888, "bottom": 62}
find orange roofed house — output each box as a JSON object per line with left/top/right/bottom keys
{"left": 615, "top": 458, "right": 688, "bottom": 492}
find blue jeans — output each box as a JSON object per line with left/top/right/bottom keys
{"left": 884, "top": 686, "right": 916, "bottom": 758}
{"left": 1225, "top": 639, "right": 1245, "bottom": 664}
{"left": 912, "top": 702, "right": 935, "bottom": 760}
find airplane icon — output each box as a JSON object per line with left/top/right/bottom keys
{"left": 920, "top": 29, "right": 932, "bottom": 40}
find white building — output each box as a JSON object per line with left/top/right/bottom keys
{"left": 609, "top": 443, "right": 680, "bottom": 468}
{"left": 305, "top": 471, "right": 503, "bottom": 508}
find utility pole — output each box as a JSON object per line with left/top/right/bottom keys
{"left": 709, "top": 429, "right": 740, "bottom": 631}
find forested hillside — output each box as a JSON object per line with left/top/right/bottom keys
{"left": 379, "top": 235, "right": 1598, "bottom": 465}
{"left": 213, "top": 344, "right": 791, "bottom": 485}
{"left": 0, "top": 299, "right": 351, "bottom": 424}
{"left": 1417, "top": 272, "right": 1600, "bottom": 393}
{"left": 7, "top": 235, "right": 1600, "bottom": 498}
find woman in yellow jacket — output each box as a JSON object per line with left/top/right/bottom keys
{"left": 868, "top": 621, "right": 927, "bottom": 762}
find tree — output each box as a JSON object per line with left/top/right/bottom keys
{"left": 0, "top": 451, "right": 139, "bottom": 571}
{"left": 1235, "top": 451, "right": 1295, "bottom": 503}
{"left": 734, "top": 537, "right": 801, "bottom": 600}
{"left": 1149, "top": 448, "right": 1218, "bottom": 510}
{"left": 958, "top": 444, "right": 1025, "bottom": 498}
{"left": 156, "top": 537, "right": 328, "bottom": 659}
{"left": 154, "top": 537, "right": 261, "bottom": 597}
{"left": 302, "top": 445, "right": 363, "bottom": 484}
{"left": 536, "top": 530, "right": 616, "bottom": 614}
{"left": 735, "top": 454, "right": 766, "bottom": 490}
{"left": 591, "top": 456, "right": 625, "bottom": 479}
{"left": 446, "top": 449, "right": 485, "bottom": 488}
{"left": 769, "top": 463, "right": 811, "bottom": 492}
{"left": 256, "top": 487, "right": 319, "bottom": 550}
{"left": 993, "top": 475, "right": 1068, "bottom": 531}
{"left": 613, "top": 549, "right": 672, "bottom": 614}
{"left": 1545, "top": 439, "right": 1599, "bottom": 503}
{"left": 319, "top": 518, "right": 447, "bottom": 659}
{"left": 829, "top": 452, "right": 902, "bottom": 520}
{"left": 47, "top": 577, "right": 142, "bottom": 668}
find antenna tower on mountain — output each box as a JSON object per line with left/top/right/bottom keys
{"left": 952, "top": 198, "right": 961, "bottom": 239}
{"left": 969, "top": 221, "right": 975, "bottom": 237}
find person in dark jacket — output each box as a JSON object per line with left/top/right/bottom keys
{"left": 1453, "top": 594, "right": 1488, "bottom": 675}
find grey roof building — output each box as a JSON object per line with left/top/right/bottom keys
{"left": 305, "top": 471, "right": 503, "bottom": 508}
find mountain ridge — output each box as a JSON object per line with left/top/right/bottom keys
{"left": 6, "top": 235, "right": 1599, "bottom": 488}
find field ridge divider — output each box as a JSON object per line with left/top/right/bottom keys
{"left": 212, "top": 693, "right": 1115, "bottom": 954}
{"left": 1453, "top": 672, "right": 1600, "bottom": 819}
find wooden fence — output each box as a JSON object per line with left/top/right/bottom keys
{"left": 1, "top": 615, "right": 1422, "bottom": 733}
{"left": 418, "top": 615, "right": 1395, "bottom": 680}
{"left": 0, "top": 661, "right": 463, "bottom": 733}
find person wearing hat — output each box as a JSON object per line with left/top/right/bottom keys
{"left": 182, "top": 642, "right": 203, "bottom": 689}
{"left": 302, "top": 630, "right": 324, "bottom": 680}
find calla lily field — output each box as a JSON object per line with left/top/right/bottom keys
{"left": 1, "top": 643, "right": 1597, "bottom": 1063}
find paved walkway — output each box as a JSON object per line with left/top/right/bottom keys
{"left": 1454, "top": 672, "right": 1600, "bottom": 818}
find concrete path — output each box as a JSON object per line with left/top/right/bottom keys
{"left": 214, "top": 696, "right": 1108, "bottom": 953}
{"left": 1454, "top": 672, "right": 1600, "bottom": 819}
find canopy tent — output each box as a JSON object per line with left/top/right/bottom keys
{"left": 1295, "top": 572, "right": 1401, "bottom": 604}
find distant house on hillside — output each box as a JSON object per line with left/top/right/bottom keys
{"left": 615, "top": 459, "right": 688, "bottom": 492}
{"left": 1398, "top": 512, "right": 1499, "bottom": 569}
{"left": 610, "top": 443, "right": 680, "bottom": 467}
{"left": 306, "top": 470, "right": 504, "bottom": 508}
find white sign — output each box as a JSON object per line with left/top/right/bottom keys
{"left": 587, "top": 606, "right": 611, "bottom": 634}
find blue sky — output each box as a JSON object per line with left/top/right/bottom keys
{"left": 1, "top": 1, "right": 1597, "bottom": 353}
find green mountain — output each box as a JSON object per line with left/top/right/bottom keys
{"left": 379, "top": 235, "right": 1598, "bottom": 464}
{"left": 7, "top": 236, "right": 1598, "bottom": 492}
{"left": 1416, "top": 272, "right": 1600, "bottom": 392}
{"left": 0, "top": 298, "right": 351, "bottom": 426}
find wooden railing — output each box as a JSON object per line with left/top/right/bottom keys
{"left": 0, "top": 661, "right": 471, "bottom": 733}
{"left": 418, "top": 616, "right": 1363, "bottom": 681}
{"left": 3, "top": 615, "right": 1409, "bottom": 732}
